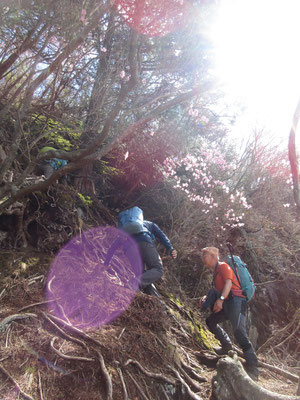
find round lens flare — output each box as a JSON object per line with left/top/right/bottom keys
{"left": 114, "top": 0, "right": 189, "bottom": 37}
{"left": 45, "top": 226, "right": 143, "bottom": 329}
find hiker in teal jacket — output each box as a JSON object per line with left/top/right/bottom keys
{"left": 38, "top": 146, "right": 68, "bottom": 179}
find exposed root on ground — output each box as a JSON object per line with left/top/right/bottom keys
{"left": 0, "top": 255, "right": 299, "bottom": 400}
{"left": 124, "top": 358, "right": 176, "bottom": 385}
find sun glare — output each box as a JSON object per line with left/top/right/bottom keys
{"left": 208, "top": 0, "right": 300, "bottom": 140}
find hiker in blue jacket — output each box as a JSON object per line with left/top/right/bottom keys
{"left": 105, "top": 207, "right": 177, "bottom": 296}
{"left": 133, "top": 220, "right": 177, "bottom": 295}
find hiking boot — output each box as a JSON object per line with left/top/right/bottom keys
{"left": 245, "top": 365, "right": 259, "bottom": 382}
{"left": 213, "top": 344, "right": 233, "bottom": 355}
{"left": 142, "top": 284, "right": 160, "bottom": 297}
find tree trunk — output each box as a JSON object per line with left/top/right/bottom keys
{"left": 212, "top": 352, "right": 300, "bottom": 400}
{"left": 288, "top": 98, "right": 300, "bottom": 213}
{"left": 75, "top": 14, "right": 116, "bottom": 194}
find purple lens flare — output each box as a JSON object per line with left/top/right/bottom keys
{"left": 45, "top": 226, "right": 143, "bottom": 329}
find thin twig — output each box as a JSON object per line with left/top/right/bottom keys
{"left": 47, "top": 275, "right": 56, "bottom": 294}
{"left": 272, "top": 322, "right": 300, "bottom": 351}
{"left": 117, "top": 327, "right": 126, "bottom": 340}
{"left": 117, "top": 368, "right": 128, "bottom": 400}
{"left": 5, "top": 324, "right": 12, "bottom": 347}
{"left": 0, "top": 363, "right": 34, "bottom": 400}
{"left": 0, "top": 287, "right": 6, "bottom": 300}
{"left": 18, "top": 299, "right": 58, "bottom": 312}
{"left": 38, "top": 370, "right": 44, "bottom": 400}
{"left": 127, "top": 371, "right": 150, "bottom": 400}
{"left": 56, "top": 303, "right": 72, "bottom": 325}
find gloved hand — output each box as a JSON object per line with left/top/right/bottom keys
{"left": 171, "top": 249, "right": 177, "bottom": 259}
{"left": 199, "top": 295, "right": 207, "bottom": 309}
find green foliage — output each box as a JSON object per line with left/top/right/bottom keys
{"left": 77, "top": 192, "right": 93, "bottom": 207}
{"left": 32, "top": 114, "right": 81, "bottom": 150}
{"left": 167, "top": 293, "right": 184, "bottom": 307}
{"left": 25, "top": 365, "right": 36, "bottom": 374}
{"left": 95, "top": 160, "right": 121, "bottom": 177}
{"left": 188, "top": 319, "right": 215, "bottom": 350}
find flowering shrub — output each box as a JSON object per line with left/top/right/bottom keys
{"left": 163, "top": 145, "right": 252, "bottom": 231}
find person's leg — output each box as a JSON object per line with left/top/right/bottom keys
{"left": 206, "top": 309, "right": 233, "bottom": 353}
{"left": 225, "top": 297, "right": 259, "bottom": 379}
{"left": 138, "top": 241, "right": 163, "bottom": 290}
{"left": 40, "top": 163, "right": 55, "bottom": 178}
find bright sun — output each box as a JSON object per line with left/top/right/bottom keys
{"left": 207, "top": 0, "right": 300, "bottom": 141}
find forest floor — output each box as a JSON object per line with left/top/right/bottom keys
{"left": 0, "top": 249, "right": 299, "bottom": 400}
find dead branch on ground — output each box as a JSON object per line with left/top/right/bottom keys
{"left": 50, "top": 337, "right": 94, "bottom": 362}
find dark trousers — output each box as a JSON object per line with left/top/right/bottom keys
{"left": 38, "top": 163, "right": 55, "bottom": 178}
{"left": 206, "top": 296, "right": 258, "bottom": 367}
{"left": 138, "top": 241, "right": 163, "bottom": 290}
{"left": 37, "top": 162, "right": 67, "bottom": 183}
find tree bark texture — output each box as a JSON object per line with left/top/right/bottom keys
{"left": 288, "top": 98, "right": 300, "bottom": 212}
{"left": 212, "top": 352, "right": 300, "bottom": 400}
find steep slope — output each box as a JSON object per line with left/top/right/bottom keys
{"left": 0, "top": 188, "right": 299, "bottom": 399}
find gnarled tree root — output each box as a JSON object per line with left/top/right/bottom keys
{"left": 0, "top": 313, "right": 37, "bottom": 332}
{"left": 124, "top": 358, "right": 176, "bottom": 385}
{"left": 212, "top": 352, "right": 300, "bottom": 400}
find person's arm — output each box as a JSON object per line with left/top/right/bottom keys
{"left": 213, "top": 279, "right": 232, "bottom": 313}
{"left": 147, "top": 221, "right": 177, "bottom": 259}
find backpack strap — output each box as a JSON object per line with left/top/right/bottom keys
{"left": 212, "top": 262, "right": 219, "bottom": 287}
{"left": 226, "top": 243, "right": 245, "bottom": 297}
{"left": 227, "top": 243, "right": 241, "bottom": 285}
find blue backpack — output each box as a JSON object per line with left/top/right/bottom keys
{"left": 118, "top": 207, "right": 146, "bottom": 235}
{"left": 225, "top": 251, "right": 256, "bottom": 302}
{"left": 50, "top": 158, "right": 67, "bottom": 170}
